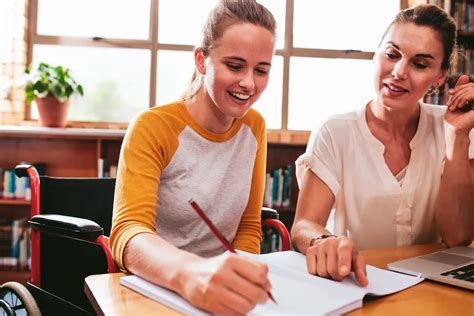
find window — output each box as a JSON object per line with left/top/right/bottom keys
{"left": 1, "top": 0, "right": 27, "bottom": 124}
{"left": 28, "top": 0, "right": 401, "bottom": 130}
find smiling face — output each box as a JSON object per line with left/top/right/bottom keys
{"left": 197, "top": 22, "right": 274, "bottom": 121}
{"left": 373, "top": 23, "right": 448, "bottom": 110}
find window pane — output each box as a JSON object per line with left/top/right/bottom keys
{"left": 288, "top": 57, "right": 374, "bottom": 131}
{"left": 294, "top": 0, "right": 399, "bottom": 51}
{"left": 37, "top": 0, "right": 151, "bottom": 40}
{"left": 31, "top": 45, "right": 150, "bottom": 123}
{"left": 156, "top": 50, "right": 195, "bottom": 105}
{"left": 252, "top": 56, "right": 283, "bottom": 129}
{"left": 257, "top": 0, "right": 285, "bottom": 50}
{"left": 158, "top": 0, "right": 284, "bottom": 49}
{"left": 158, "top": 0, "right": 218, "bottom": 45}
{"left": 0, "top": 0, "right": 25, "bottom": 63}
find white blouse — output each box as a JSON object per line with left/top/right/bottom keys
{"left": 296, "top": 103, "right": 474, "bottom": 250}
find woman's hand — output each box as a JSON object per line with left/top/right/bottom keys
{"left": 445, "top": 75, "right": 474, "bottom": 136}
{"left": 178, "top": 252, "right": 271, "bottom": 315}
{"left": 305, "top": 236, "right": 368, "bottom": 286}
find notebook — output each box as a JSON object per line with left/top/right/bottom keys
{"left": 120, "top": 250, "right": 423, "bottom": 315}
{"left": 387, "top": 246, "right": 474, "bottom": 290}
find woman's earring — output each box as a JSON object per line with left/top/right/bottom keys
{"left": 427, "top": 85, "right": 440, "bottom": 96}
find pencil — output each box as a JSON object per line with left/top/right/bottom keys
{"left": 188, "top": 199, "right": 277, "bottom": 305}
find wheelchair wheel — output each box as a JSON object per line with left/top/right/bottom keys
{"left": 0, "top": 282, "right": 41, "bottom": 316}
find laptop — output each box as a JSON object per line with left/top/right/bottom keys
{"left": 387, "top": 246, "right": 474, "bottom": 290}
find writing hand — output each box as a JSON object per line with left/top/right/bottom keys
{"left": 305, "top": 236, "right": 368, "bottom": 287}
{"left": 178, "top": 252, "right": 271, "bottom": 315}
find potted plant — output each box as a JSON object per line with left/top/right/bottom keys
{"left": 24, "top": 62, "right": 84, "bottom": 128}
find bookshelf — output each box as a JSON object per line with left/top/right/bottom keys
{"left": 425, "top": 0, "right": 474, "bottom": 104}
{"left": 266, "top": 143, "right": 306, "bottom": 231}
{"left": 0, "top": 199, "right": 30, "bottom": 206}
{"left": 0, "top": 125, "right": 309, "bottom": 281}
{"left": 0, "top": 126, "right": 126, "bottom": 284}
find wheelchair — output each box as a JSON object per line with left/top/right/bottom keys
{"left": 0, "top": 164, "right": 290, "bottom": 315}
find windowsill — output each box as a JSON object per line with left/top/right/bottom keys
{"left": 0, "top": 124, "right": 126, "bottom": 140}
{"left": 0, "top": 124, "right": 310, "bottom": 145}
{"left": 267, "top": 130, "right": 310, "bottom": 146}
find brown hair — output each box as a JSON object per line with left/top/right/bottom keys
{"left": 380, "top": 4, "right": 457, "bottom": 70}
{"left": 182, "top": 0, "right": 276, "bottom": 99}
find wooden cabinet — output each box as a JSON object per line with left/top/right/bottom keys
{"left": 0, "top": 126, "right": 126, "bottom": 284}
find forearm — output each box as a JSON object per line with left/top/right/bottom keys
{"left": 291, "top": 219, "right": 332, "bottom": 254}
{"left": 436, "top": 135, "right": 474, "bottom": 246}
{"left": 292, "top": 170, "right": 336, "bottom": 254}
{"left": 124, "top": 233, "right": 202, "bottom": 295}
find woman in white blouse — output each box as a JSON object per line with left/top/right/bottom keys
{"left": 291, "top": 4, "right": 474, "bottom": 286}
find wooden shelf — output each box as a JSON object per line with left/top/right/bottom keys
{"left": 457, "top": 30, "right": 474, "bottom": 38}
{"left": 0, "top": 198, "right": 30, "bottom": 206}
{"left": 0, "top": 269, "right": 30, "bottom": 285}
{"left": 0, "top": 125, "right": 310, "bottom": 146}
{"left": 0, "top": 125, "right": 126, "bottom": 141}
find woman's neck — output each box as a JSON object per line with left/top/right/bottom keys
{"left": 367, "top": 100, "right": 420, "bottom": 143}
{"left": 184, "top": 90, "right": 234, "bottom": 134}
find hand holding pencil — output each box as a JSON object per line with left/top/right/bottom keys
{"left": 179, "top": 199, "right": 276, "bottom": 314}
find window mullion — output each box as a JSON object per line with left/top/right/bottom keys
{"left": 31, "top": 34, "right": 153, "bottom": 49}
{"left": 157, "top": 44, "right": 195, "bottom": 52}
{"left": 150, "top": 0, "right": 159, "bottom": 109}
{"left": 281, "top": 0, "right": 295, "bottom": 131}
{"left": 291, "top": 48, "right": 374, "bottom": 60}
{"left": 26, "top": 0, "right": 39, "bottom": 120}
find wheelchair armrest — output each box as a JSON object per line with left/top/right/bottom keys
{"left": 262, "top": 207, "right": 279, "bottom": 220}
{"left": 14, "top": 164, "right": 35, "bottom": 178}
{"left": 29, "top": 214, "right": 103, "bottom": 241}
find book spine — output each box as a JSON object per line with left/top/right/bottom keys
{"left": 272, "top": 169, "right": 279, "bottom": 207}
{"left": 3, "top": 170, "right": 15, "bottom": 199}
{"left": 0, "top": 221, "right": 14, "bottom": 269}
{"left": 276, "top": 168, "right": 283, "bottom": 208}
{"left": 263, "top": 172, "right": 273, "bottom": 207}
{"left": 98, "top": 158, "right": 104, "bottom": 178}
{"left": 0, "top": 167, "right": 3, "bottom": 198}
{"left": 282, "top": 165, "right": 292, "bottom": 208}
{"left": 109, "top": 165, "right": 117, "bottom": 178}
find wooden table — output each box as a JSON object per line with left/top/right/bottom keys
{"left": 85, "top": 244, "right": 474, "bottom": 315}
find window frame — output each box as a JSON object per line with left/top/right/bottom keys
{"left": 26, "top": 0, "right": 407, "bottom": 135}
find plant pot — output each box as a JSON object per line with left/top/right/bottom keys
{"left": 35, "top": 96, "right": 70, "bottom": 128}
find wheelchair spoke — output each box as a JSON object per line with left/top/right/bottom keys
{"left": 0, "top": 289, "right": 27, "bottom": 316}
{"left": 0, "top": 298, "right": 15, "bottom": 316}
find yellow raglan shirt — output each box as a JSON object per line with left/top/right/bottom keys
{"left": 110, "top": 101, "right": 266, "bottom": 270}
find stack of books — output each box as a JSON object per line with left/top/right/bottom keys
{"left": 263, "top": 165, "right": 292, "bottom": 209}
{"left": 0, "top": 218, "right": 30, "bottom": 270}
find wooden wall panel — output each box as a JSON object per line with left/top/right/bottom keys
{"left": 0, "top": 137, "right": 97, "bottom": 177}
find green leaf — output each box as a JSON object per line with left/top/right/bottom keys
{"left": 22, "top": 61, "right": 84, "bottom": 103}
{"left": 33, "top": 81, "right": 46, "bottom": 93}
{"left": 25, "top": 90, "right": 35, "bottom": 104}
{"left": 52, "top": 85, "right": 63, "bottom": 98}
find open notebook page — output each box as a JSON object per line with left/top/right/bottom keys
{"left": 243, "top": 251, "right": 424, "bottom": 315}
{"left": 121, "top": 251, "right": 423, "bottom": 315}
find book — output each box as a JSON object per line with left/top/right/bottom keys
{"left": 120, "top": 250, "right": 423, "bottom": 315}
